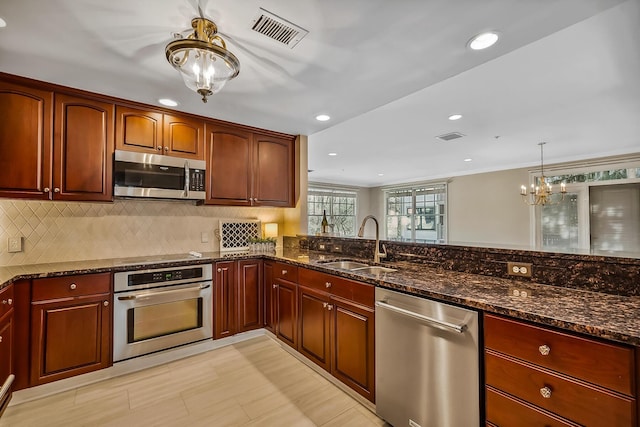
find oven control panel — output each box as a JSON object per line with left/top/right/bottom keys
{"left": 127, "top": 267, "right": 204, "bottom": 287}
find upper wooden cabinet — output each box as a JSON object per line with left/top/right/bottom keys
{"left": 0, "top": 80, "right": 113, "bottom": 201}
{"left": 53, "top": 94, "right": 114, "bottom": 201}
{"left": 0, "top": 81, "right": 53, "bottom": 200}
{"left": 205, "top": 123, "right": 296, "bottom": 207}
{"left": 116, "top": 106, "right": 204, "bottom": 160}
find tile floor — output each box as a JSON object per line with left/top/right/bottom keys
{"left": 0, "top": 336, "right": 387, "bottom": 427}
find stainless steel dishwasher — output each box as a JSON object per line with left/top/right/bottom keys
{"left": 375, "top": 287, "right": 480, "bottom": 427}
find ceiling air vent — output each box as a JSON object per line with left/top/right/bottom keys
{"left": 435, "top": 132, "right": 465, "bottom": 142}
{"left": 250, "top": 8, "right": 308, "bottom": 48}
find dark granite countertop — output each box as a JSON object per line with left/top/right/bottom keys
{"left": 2, "top": 248, "right": 639, "bottom": 346}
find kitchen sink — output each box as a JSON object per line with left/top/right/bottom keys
{"left": 351, "top": 266, "right": 397, "bottom": 274}
{"left": 318, "top": 260, "right": 370, "bottom": 270}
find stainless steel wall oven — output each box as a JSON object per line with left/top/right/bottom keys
{"left": 113, "top": 264, "right": 212, "bottom": 362}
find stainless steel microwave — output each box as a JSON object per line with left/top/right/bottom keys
{"left": 114, "top": 150, "right": 206, "bottom": 200}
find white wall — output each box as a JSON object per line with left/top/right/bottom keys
{"left": 447, "top": 168, "right": 531, "bottom": 247}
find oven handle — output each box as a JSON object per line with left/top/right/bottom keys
{"left": 117, "top": 283, "right": 211, "bottom": 301}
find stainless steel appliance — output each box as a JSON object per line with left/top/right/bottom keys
{"left": 375, "top": 287, "right": 480, "bottom": 427}
{"left": 113, "top": 264, "right": 213, "bottom": 362}
{"left": 114, "top": 150, "right": 206, "bottom": 200}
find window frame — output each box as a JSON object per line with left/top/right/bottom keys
{"left": 307, "top": 184, "right": 358, "bottom": 237}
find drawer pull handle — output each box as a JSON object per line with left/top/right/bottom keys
{"left": 2, "top": 299, "right": 12, "bottom": 305}
{"left": 325, "top": 282, "right": 332, "bottom": 288}
{"left": 539, "top": 345, "right": 551, "bottom": 356}
{"left": 540, "top": 386, "right": 552, "bottom": 399}
{"left": 70, "top": 283, "right": 77, "bottom": 290}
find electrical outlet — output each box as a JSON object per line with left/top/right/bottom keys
{"left": 509, "top": 287, "right": 534, "bottom": 298}
{"left": 507, "top": 262, "right": 532, "bottom": 277}
{"left": 331, "top": 244, "right": 342, "bottom": 253}
{"left": 8, "top": 237, "right": 23, "bottom": 253}
{"left": 319, "top": 243, "right": 327, "bottom": 251}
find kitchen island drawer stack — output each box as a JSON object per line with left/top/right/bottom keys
{"left": 484, "top": 313, "right": 636, "bottom": 426}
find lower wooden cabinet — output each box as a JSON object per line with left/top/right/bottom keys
{"left": 214, "top": 261, "right": 237, "bottom": 339}
{"left": 484, "top": 313, "right": 636, "bottom": 426}
{"left": 30, "top": 273, "right": 112, "bottom": 386}
{"left": 237, "top": 259, "right": 263, "bottom": 333}
{"left": 297, "top": 268, "right": 375, "bottom": 402}
{"left": 275, "top": 278, "right": 298, "bottom": 349}
{"left": 0, "top": 285, "right": 14, "bottom": 416}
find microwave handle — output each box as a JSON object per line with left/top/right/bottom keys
{"left": 184, "top": 161, "right": 189, "bottom": 198}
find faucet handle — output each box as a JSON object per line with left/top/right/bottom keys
{"left": 379, "top": 244, "right": 387, "bottom": 259}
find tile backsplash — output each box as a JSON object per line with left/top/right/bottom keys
{"left": 0, "top": 199, "right": 284, "bottom": 266}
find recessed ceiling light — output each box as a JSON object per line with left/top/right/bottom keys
{"left": 158, "top": 98, "right": 178, "bottom": 107}
{"left": 448, "top": 114, "right": 463, "bottom": 121}
{"left": 464, "top": 158, "right": 473, "bottom": 162}
{"left": 468, "top": 31, "right": 500, "bottom": 50}
{"left": 0, "top": 17, "right": 6, "bottom": 28}
{"left": 378, "top": 173, "right": 384, "bottom": 176}
{"left": 328, "top": 152, "right": 338, "bottom": 156}
{"left": 316, "top": 114, "right": 331, "bottom": 122}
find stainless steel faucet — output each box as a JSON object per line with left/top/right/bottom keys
{"left": 357, "top": 215, "right": 387, "bottom": 263}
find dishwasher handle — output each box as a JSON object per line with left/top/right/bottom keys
{"left": 375, "top": 300, "right": 467, "bottom": 333}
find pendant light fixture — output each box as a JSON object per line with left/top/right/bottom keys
{"left": 166, "top": 17, "right": 240, "bottom": 103}
{"left": 520, "top": 142, "right": 567, "bottom": 206}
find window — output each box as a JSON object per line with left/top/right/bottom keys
{"left": 385, "top": 184, "right": 447, "bottom": 243}
{"left": 533, "top": 163, "right": 640, "bottom": 254}
{"left": 308, "top": 187, "right": 357, "bottom": 236}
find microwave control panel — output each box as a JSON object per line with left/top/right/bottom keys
{"left": 190, "top": 169, "right": 206, "bottom": 191}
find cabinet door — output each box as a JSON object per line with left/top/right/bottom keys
{"left": 163, "top": 114, "right": 204, "bottom": 160}
{"left": 252, "top": 133, "right": 295, "bottom": 207}
{"left": 53, "top": 94, "right": 114, "bottom": 201}
{"left": 331, "top": 297, "right": 375, "bottom": 402}
{"left": 30, "top": 293, "right": 111, "bottom": 386}
{"left": 237, "top": 259, "right": 263, "bottom": 333}
{"left": 0, "top": 81, "right": 53, "bottom": 199}
{"left": 205, "top": 124, "right": 252, "bottom": 205}
{"left": 298, "top": 286, "right": 331, "bottom": 372}
{"left": 275, "top": 279, "right": 298, "bottom": 349}
{"left": 214, "top": 261, "right": 236, "bottom": 339}
{"left": 115, "top": 106, "right": 163, "bottom": 154}
{"left": 0, "top": 311, "right": 13, "bottom": 416}
{"left": 263, "top": 262, "right": 275, "bottom": 332}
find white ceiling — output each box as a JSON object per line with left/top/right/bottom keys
{"left": 1, "top": 0, "right": 638, "bottom": 187}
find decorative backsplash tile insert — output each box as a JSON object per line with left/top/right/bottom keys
{"left": 219, "top": 220, "right": 260, "bottom": 251}
{"left": 0, "top": 199, "right": 283, "bottom": 266}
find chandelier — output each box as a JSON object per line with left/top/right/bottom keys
{"left": 520, "top": 142, "right": 566, "bottom": 206}
{"left": 165, "top": 17, "right": 240, "bottom": 103}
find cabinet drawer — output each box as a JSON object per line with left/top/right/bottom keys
{"left": 299, "top": 268, "right": 374, "bottom": 307}
{"left": 486, "top": 386, "right": 579, "bottom": 427}
{"left": 485, "top": 350, "right": 635, "bottom": 426}
{"left": 0, "top": 285, "right": 14, "bottom": 318}
{"left": 32, "top": 273, "right": 111, "bottom": 301}
{"left": 484, "top": 314, "right": 634, "bottom": 395}
{"left": 272, "top": 262, "right": 298, "bottom": 282}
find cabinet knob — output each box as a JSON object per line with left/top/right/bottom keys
{"left": 282, "top": 270, "right": 287, "bottom": 275}
{"left": 538, "top": 345, "right": 551, "bottom": 356}
{"left": 327, "top": 304, "right": 333, "bottom": 311}
{"left": 540, "top": 386, "right": 552, "bottom": 399}
{"left": 323, "top": 302, "right": 328, "bottom": 308}
{"left": 2, "top": 299, "right": 11, "bottom": 305}
{"left": 44, "top": 187, "right": 50, "bottom": 193}
{"left": 156, "top": 146, "right": 162, "bottom": 151}
{"left": 0, "top": 336, "right": 2, "bottom": 343}
{"left": 103, "top": 301, "right": 109, "bottom": 307}
{"left": 217, "top": 268, "right": 222, "bottom": 272}
{"left": 70, "top": 283, "right": 77, "bottom": 290}
{"left": 272, "top": 284, "right": 277, "bottom": 289}
{"left": 54, "top": 188, "right": 60, "bottom": 193}
{"left": 325, "top": 282, "right": 332, "bottom": 288}
{"left": 254, "top": 198, "right": 259, "bottom": 203}
{"left": 164, "top": 146, "right": 169, "bottom": 151}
